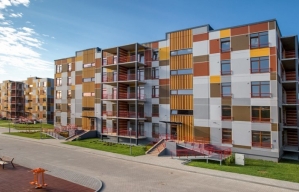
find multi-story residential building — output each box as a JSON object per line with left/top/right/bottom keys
{"left": 54, "top": 19, "right": 299, "bottom": 161}
{"left": 0, "top": 80, "right": 25, "bottom": 118}
{"left": 24, "top": 77, "right": 55, "bottom": 124}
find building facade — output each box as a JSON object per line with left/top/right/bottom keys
{"left": 54, "top": 19, "right": 299, "bottom": 161}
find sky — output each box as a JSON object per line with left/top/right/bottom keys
{"left": 0, "top": 0, "right": 299, "bottom": 82}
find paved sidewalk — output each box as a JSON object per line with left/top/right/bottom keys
{"left": 0, "top": 129, "right": 298, "bottom": 192}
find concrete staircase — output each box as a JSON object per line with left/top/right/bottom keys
{"left": 65, "top": 130, "right": 89, "bottom": 141}
{"left": 146, "top": 139, "right": 166, "bottom": 156}
{"left": 43, "top": 130, "right": 65, "bottom": 140}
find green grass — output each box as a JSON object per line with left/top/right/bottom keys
{"left": 188, "top": 158, "right": 299, "bottom": 183}
{"left": 0, "top": 120, "right": 54, "bottom": 129}
{"left": 3, "top": 131, "right": 53, "bottom": 139}
{"left": 64, "top": 138, "right": 148, "bottom": 156}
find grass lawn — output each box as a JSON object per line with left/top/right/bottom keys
{"left": 65, "top": 138, "right": 149, "bottom": 156}
{"left": 0, "top": 120, "right": 54, "bottom": 129}
{"left": 3, "top": 131, "right": 53, "bottom": 139}
{"left": 188, "top": 158, "right": 299, "bottom": 183}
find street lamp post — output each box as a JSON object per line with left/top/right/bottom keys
{"left": 129, "top": 128, "right": 132, "bottom": 155}
{"left": 40, "top": 119, "right": 42, "bottom": 140}
{"left": 9, "top": 120, "right": 11, "bottom": 134}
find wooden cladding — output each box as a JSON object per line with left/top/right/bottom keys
{"left": 82, "top": 111, "right": 94, "bottom": 130}
{"left": 119, "top": 101, "right": 128, "bottom": 112}
{"left": 119, "top": 119, "right": 128, "bottom": 131}
{"left": 82, "top": 82, "right": 95, "bottom": 92}
{"left": 170, "top": 74, "right": 193, "bottom": 90}
{"left": 82, "top": 97, "right": 94, "bottom": 108}
{"left": 119, "top": 48, "right": 128, "bottom": 63}
{"left": 170, "top": 29, "right": 192, "bottom": 51}
{"left": 170, "top": 55, "right": 192, "bottom": 70}
{"left": 171, "top": 115, "right": 193, "bottom": 141}
{"left": 83, "top": 49, "right": 95, "bottom": 64}
{"left": 82, "top": 67, "right": 95, "bottom": 78}
{"left": 170, "top": 95, "right": 193, "bottom": 110}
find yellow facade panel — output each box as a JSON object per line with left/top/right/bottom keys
{"left": 159, "top": 47, "right": 170, "bottom": 60}
{"left": 250, "top": 48, "right": 270, "bottom": 57}
{"left": 82, "top": 82, "right": 95, "bottom": 92}
{"left": 71, "top": 85, "right": 76, "bottom": 90}
{"left": 220, "top": 29, "right": 230, "bottom": 38}
{"left": 75, "top": 56, "right": 83, "bottom": 62}
{"left": 210, "top": 75, "right": 221, "bottom": 83}
{"left": 67, "top": 58, "right": 72, "bottom": 63}
{"left": 55, "top": 73, "right": 62, "bottom": 78}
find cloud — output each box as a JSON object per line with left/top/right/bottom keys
{"left": 0, "top": 12, "right": 4, "bottom": 19}
{"left": 51, "top": 36, "right": 55, "bottom": 39}
{"left": 9, "top": 12, "right": 22, "bottom": 17}
{"left": 0, "top": 20, "right": 12, "bottom": 25}
{"left": 25, "top": 20, "right": 30, "bottom": 23}
{"left": 0, "top": 0, "right": 30, "bottom": 9}
{"left": 42, "top": 34, "right": 49, "bottom": 37}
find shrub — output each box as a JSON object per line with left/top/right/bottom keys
{"left": 224, "top": 153, "right": 235, "bottom": 166}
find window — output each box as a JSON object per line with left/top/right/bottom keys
{"left": 252, "top": 131, "right": 271, "bottom": 148}
{"left": 43, "top": 114, "right": 46, "bottom": 118}
{"left": 152, "top": 104, "right": 159, "bottom": 117}
{"left": 43, "top": 81, "right": 47, "bottom": 87}
{"left": 38, "top": 82, "right": 40, "bottom": 87}
{"left": 171, "top": 69, "right": 192, "bottom": 75}
{"left": 152, "top": 123, "right": 159, "bottom": 138}
{"left": 56, "top": 78, "right": 62, "bottom": 86}
{"left": 221, "top": 38, "right": 230, "bottom": 52}
{"left": 82, "top": 77, "right": 95, "bottom": 82}
{"left": 82, "top": 92, "right": 95, "bottom": 97}
{"left": 103, "top": 58, "right": 107, "bottom": 65}
{"left": 222, "top": 129, "right": 232, "bottom": 144}
{"left": 170, "top": 48, "right": 192, "bottom": 56}
{"left": 67, "top": 104, "right": 71, "bottom": 111}
{"left": 55, "top": 116, "right": 61, "bottom": 123}
{"left": 43, "top": 106, "right": 46, "bottom": 110}
{"left": 67, "top": 90, "right": 72, "bottom": 98}
{"left": 82, "top": 107, "right": 94, "bottom": 111}
{"left": 56, "top": 91, "right": 62, "bottom": 99}
{"left": 56, "top": 103, "right": 61, "bottom": 110}
{"left": 67, "top": 117, "right": 71, "bottom": 124}
{"left": 252, "top": 106, "right": 270, "bottom": 122}
{"left": 251, "top": 81, "right": 270, "bottom": 97}
{"left": 250, "top": 32, "right": 268, "bottom": 48}
{"left": 152, "top": 49, "right": 159, "bottom": 61}
{"left": 221, "top": 60, "right": 231, "bottom": 75}
{"left": 250, "top": 57, "right": 269, "bottom": 73}
{"left": 171, "top": 89, "right": 193, "bottom": 95}
{"left": 152, "top": 67, "right": 159, "bottom": 79}
{"left": 171, "top": 110, "right": 193, "bottom": 115}
{"left": 56, "top": 65, "right": 62, "bottom": 73}
{"left": 83, "top": 63, "right": 95, "bottom": 68}
{"left": 68, "top": 63, "right": 72, "bottom": 71}
{"left": 68, "top": 77, "right": 72, "bottom": 85}
{"left": 221, "top": 83, "right": 231, "bottom": 97}
{"left": 152, "top": 86, "right": 159, "bottom": 98}
{"left": 222, "top": 106, "right": 232, "bottom": 120}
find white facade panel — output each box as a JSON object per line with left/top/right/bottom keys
{"left": 159, "top": 104, "right": 170, "bottom": 121}
{"left": 232, "top": 121, "right": 251, "bottom": 146}
{"left": 152, "top": 61, "right": 159, "bottom": 67}
{"left": 231, "top": 58, "right": 250, "bottom": 75}
{"left": 232, "top": 81, "right": 251, "bottom": 98}
{"left": 209, "top": 53, "right": 221, "bottom": 76}
{"left": 210, "top": 105, "right": 221, "bottom": 121}
{"left": 193, "top": 83, "right": 209, "bottom": 98}
{"left": 95, "top": 73, "right": 101, "bottom": 84}
{"left": 194, "top": 119, "right": 209, "bottom": 127}
{"left": 193, "top": 41, "right": 209, "bottom": 56}
{"left": 75, "top": 61, "right": 83, "bottom": 71}
{"left": 210, "top": 127, "right": 222, "bottom": 145}
{"left": 210, "top": 98, "right": 221, "bottom": 105}
{"left": 268, "top": 29, "right": 277, "bottom": 47}
{"left": 250, "top": 73, "right": 271, "bottom": 81}
{"left": 231, "top": 50, "right": 250, "bottom": 60}
{"left": 159, "top": 66, "right": 170, "bottom": 79}
{"left": 193, "top": 76, "right": 209, "bottom": 84}
{"left": 251, "top": 123, "right": 271, "bottom": 131}
{"left": 251, "top": 98, "right": 271, "bottom": 106}
{"left": 209, "top": 31, "right": 220, "bottom": 40}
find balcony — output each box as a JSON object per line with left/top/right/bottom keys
{"left": 102, "top": 94, "right": 117, "bottom": 100}
{"left": 152, "top": 113, "right": 159, "bottom": 117}
{"left": 119, "top": 130, "right": 146, "bottom": 137}
{"left": 118, "top": 93, "right": 145, "bottom": 100}
{"left": 152, "top": 94, "right": 159, "bottom": 98}
{"left": 118, "top": 111, "right": 145, "bottom": 118}
{"left": 283, "top": 50, "right": 296, "bottom": 59}
{"left": 102, "top": 111, "right": 117, "bottom": 117}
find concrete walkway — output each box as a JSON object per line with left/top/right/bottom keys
{"left": 0, "top": 128, "right": 298, "bottom": 192}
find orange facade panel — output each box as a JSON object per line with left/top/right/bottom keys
{"left": 82, "top": 68, "right": 95, "bottom": 78}
{"left": 249, "top": 22, "right": 268, "bottom": 33}
{"left": 231, "top": 25, "right": 249, "bottom": 36}
{"left": 170, "top": 95, "right": 193, "bottom": 110}
{"left": 170, "top": 54, "right": 192, "bottom": 70}
{"left": 209, "top": 39, "right": 220, "bottom": 54}
{"left": 170, "top": 74, "right": 193, "bottom": 90}
{"left": 159, "top": 79, "right": 169, "bottom": 85}
{"left": 194, "top": 62, "right": 209, "bottom": 76}
{"left": 193, "top": 33, "right": 208, "bottom": 42}
{"left": 170, "top": 29, "right": 192, "bottom": 51}
{"left": 270, "top": 55, "right": 277, "bottom": 72}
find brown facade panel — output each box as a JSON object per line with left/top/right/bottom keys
{"left": 95, "top": 98, "right": 101, "bottom": 103}
{"left": 193, "top": 33, "right": 208, "bottom": 42}
{"left": 210, "top": 83, "right": 220, "bottom": 97}
{"left": 231, "top": 35, "right": 249, "bottom": 51}
{"left": 194, "top": 62, "right": 209, "bottom": 76}
{"left": 95, "top": 83, "right": 101, "bottom": 89}
{"left": 233, "top": 145, "right": 251, "bottom": 149}
{"left": 193, "top": 55, "right": 209, "bottom": 63}
{"left": 194, "top": 126, "right": 210, "bottom": 140}
{"left": 269, "top": 21, "right": 276, "bottom": 30}
{"left": 209, "top": 39, "right": 220, "bottom": 54}
{"left": 222, "top": 98, "right": 232, "bottom": 105}
{"left": 249, "top": 22, "right": 268, "bottom": 33}
{"left": 75, "top": 118, "right": 82, "bottom": 126}
{"left": 75, "top": 75, "right": 82, "bottom": 84}
{"left": 221, "top": 52, "right": 230, "bottom": 60}
{"left": 231, "top": 26, "right": 249, "bottom": 36}
{"left": 71, "top": 90, "right": 75, "bottom": 99}
{"left": 159, "top": 97, "right": 170, "bottom": 104}
{"left": 76, "top": 71, "right": 82, "bottom": 76}
{"left": 95, "top": 88, "right": 101, "bottom": 99}
{"left": 95, "top": 58, "right": 102, "bottom": 68}
{"left": 232, "top": 106, "right": 250, "bottom": 121}
{"left": 159, "top": 85, "right": 169, "bottom": 97}
{"left": 159, "top": 60, "right": 169, "bottom": 66}
{"left": 61, "top": 64, "right": 68, "bottom": 73}
{"left": 61, "top": 104, "right": 67, "bottom": 112}
{"left": 271, "top": 123, "right": 278, "bottom": 131}
{"left": 270, "top": 47, "right": 276, "bottom": 55}
{"left": 159, "top": 79, "right": 169, "bottom": 85}
{"left": 270, "top": 72, "right": 277, "bottom": 80}
{"left": 82, "top": 82, "right": 95, "bottom": 92}
{"left": 152, "top": 42, "right": 158, "bottom": 49}
{"left": 55, "top": 60, "right": 61, "bottom": 65}
{"left": 270, "top": 55, "right": 277, "bottom": 72}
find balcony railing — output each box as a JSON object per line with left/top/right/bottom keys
{"left": 152, "top": 113, "right": 159, "bottom": 117}
{"left": 102, "top": 94, "right": 117, "bottom": 100}
{"left": 221, "top": 93, "right": 232, "bottom": 98}
{"left": 102, "top": 127, "right": 117, "bottom": 134}
{"left": 102, "top": 111, "right": 117, "bottom": 117}
{"left": 102, "top": 56, "right": 117, "bottom": 66}
{"left": 118, "top": 111, "right": 144, "bottom": 118}
{"left": 222, "top": 138, "right": 232, "bottom": 144}
{"left": 118, "top": 93, "right": 145, "bottom": 100}
{"left": 251, "top": 117, "right": 271, "bottom": 122}
{"left": 102, "top": 76, "right": 116, "bottom": 82}
{"left": 250, "top": 68, "right": 271, "bottom": 73}
{"left": 221, "top": 116, "right": 233, "bottom": 121}
{"left": 252, "top": 142, "right": 272, "bottom": 148}
{"left": 251, "top": 93, "right": 271, "bottom": 98}
{"left": 221, "top": 70, "right": 232, "bottom": 75}
{"left": 152, "top": 94, "right": 159, "bottom": 98}
{"left": 118, "top": 74, "right": 144, "bottom": 81}
{"left": 283, "top": 50, "right": 296, "bottom": 59}
{"left": 119, "top": 130, "right": 145, "bottom": 137}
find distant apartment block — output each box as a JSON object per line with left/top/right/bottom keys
{"left": 54, "top": 19, "right": 299, "bottom": 161}
{"left": 0, "top": 77, "right": 54, "bottom": 124}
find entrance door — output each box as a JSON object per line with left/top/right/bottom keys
{"left": 171, "top": 125, "right": 177, "bottom": 140}
{"left": 90, "top": 118, "right": 95, "bottom": 130}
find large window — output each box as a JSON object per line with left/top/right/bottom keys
{"left": 152, "top": 123, "right": 159, "bottom": 138}
{"left": 221, "top": 38, "right": 230, "bottom": 52}
{"left": 152, "top": 86, "right": 159, "bottom": 98}
{"left": 251, "top": 57, "right": 269, "bottom": 73}
{"left": 56, "top": 78, "right": 62, "bottom": 86}
{"left": 171, "top": 89, "right": 193, "bottom": 95}
{"left": 221, "top": 83, "right": 231, "bottom": 97}
{"left": 171, "top": 110, "right": 193, "bottom": 115}
{"left": 152, "top": 49, "right": 159, "bottom": 61}
{"left": 56, "top": 103, "right": 61, "bottom": 110}
{"left": 170, "top": 48, "right": 192, "bottom": 56}
{"left": 83, "top": 77, "right": 95, "bottom": 82}
{"left": 250, "top": 32, "right": 268, "bottom": 48}
{"left": 68, "top": 63, "right": 72, "bottom": 71}
{"left": 252, "top": 131, "right": 271, "bottom": 148}
{"left": 152, "top": 67, "right": 159, "bottom": 79}
{"left": 152, "top": 104, "right": 159, "bottom": 117}
{"left": 222, "top": 106, "right": 232, "bottom": 120}
{"left": 251, "top": 81, "right": 270, "bottom": 97}
{"left": 83, "top": 63, "right": 95, "bottom": 68}
{"left": 221, "top": 60, "right": 231, "bottom": 75}
{"left": 67, "top": 77, "right": 72, "bottom": 85}
{"left": 222, "top": 129, "right": 232, "bottom": 144}
{"left": 56, "top": 65, "right": 62, "bottom": 73}
{"left": 252, "top": 106, "right": 270, "bottom": 122}
{"left": 56, "top": 91, "right": 62, "bottom": 99}
{"left": 56, "top": 116, "right": 61, "bottom": 123}
{"left": 67, "top": 90, "right": 72, "bottom": 98}
{"left": 171, "top": 69, "right": 192, "bottom": 75}
{"left": 82, "top": 92, "right": 95, "bottom": 97}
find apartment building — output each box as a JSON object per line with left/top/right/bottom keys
{"left": 24, "top": 77, "right": 55, "bottom": 124}
{"left": 54, "top": 19, "right": 299, "bottom": 161}
{"left": 0, "top": 80, "right": 25, "bottom": 118}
